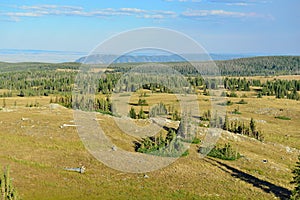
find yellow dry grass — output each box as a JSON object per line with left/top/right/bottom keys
{"left": 0, "top": 89, "right": 299, "bottom": 199}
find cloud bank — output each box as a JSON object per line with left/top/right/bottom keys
{"left": 0, "top": 3, "right": 270, "bottom": 22}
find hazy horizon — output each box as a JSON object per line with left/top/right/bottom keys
{"left": 1, "top": 0, "right": 299, "bottom": 61}
{"left": 0, "top": 48, "right": 298, "bottom": 63}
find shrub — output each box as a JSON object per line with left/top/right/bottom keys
{"left": 228, "top": 92, "right": 238, "bottom": 97}
{"left": 257, "top": 92, "right": 263, "bottom": 98}
{"left": 192, "top": 138, "right": 201, "bottom": 144}
{"left": 180, "top": 137, "right": 201, "bottom": 144}
{"left": 236, "top": 99, "right": 248, "bottom": 104}
{"left": 232, "top": 108, "right": 242, "bottom": 115}
{"left": 138, "top": 98, "right": 148, "bottom": 106}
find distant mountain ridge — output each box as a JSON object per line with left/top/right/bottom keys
{"left": 75, "top": 54, "right": 259, "bottom": 64}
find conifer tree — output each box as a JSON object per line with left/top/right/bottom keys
{"left": 250, "top": 118, "right": 256, "bottom": 135}
{"left": 129, "top": 107, "right": 136, "bottom": 119}
{"left": 223, "top": 115, "right": 229, "bottom": 131}
{"left": 0, "top": 166, "right": 19, "bottom": 200}
{"left": 291, "top": 155, "right": 300, "bottom": 200}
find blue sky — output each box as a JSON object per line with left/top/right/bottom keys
{"left": 0, "top": 0, "right": 299, "bottom": 56}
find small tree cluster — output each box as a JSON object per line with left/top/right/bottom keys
{"left": 0, "top": 92, "right": 12, "bottom": 98}
{"left": 224, "top": 77, "right": 251, "bottom": 91}
{"left": 136, "top": 129, "right": 188, "bottom": 157}
{"left": 223, "top": 116, "right": 264, "bottom": 141}
{"left": 129, "top": 107, "right": 147, "bottom": 119}
{"left": 199, "top": 143, "right": 241, "bottom": 161}
{"left": 52, "top": 95, "right": 113, "bottom": 114}
{"left": 149, "top": 102, "right": 168, "bottom": 117}
{"left": 260, "top": 79, "right": 300, "bottom": 100}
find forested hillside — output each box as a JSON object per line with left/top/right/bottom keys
{"left": 110, "top": 56, "right": 300, "bottom": 76}
{"left": 0, "top": 56, "right": 299, "bottom": 76}
{"left": 217, "top": 56, "right": 300, "bottom": 76}
{"left": 0, "top": 62, "right": 80, "bottom": 72}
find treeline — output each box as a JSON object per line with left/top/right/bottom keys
{"left": 0, "top": 62, "right": 80, "bottom": 73}
{"left": 260, "top": 79, "right": 300, "bottom": 100}
{"left": 129, "top": 102, "right": 180, "bottom": 120}
{"left": 217, "top": 56, "right": 300, "bottom": 76}
{"left": 1, "top": 56, "right": 299, "bottom": 76}
{"left": 97, "top": 73, "right": 223, "bottom": 95}
{"left": 224, "top": 77, "right": 300, "bottom": 100}
{"left": 97, "top": 70, "right": 192, "bottom": 94}
{"left": 109, "top": 56, "right": 300, "bottom": 76}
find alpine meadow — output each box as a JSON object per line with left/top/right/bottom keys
{"left": 0, "top": 0, "right": 300, "bottom": 199}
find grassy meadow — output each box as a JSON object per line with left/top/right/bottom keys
{"left": 0, "top": 75, "right": 299, "bottom": 199}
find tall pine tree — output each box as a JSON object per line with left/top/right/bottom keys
{"left": 291, "top": 155, "right": 300, "bottom": 200}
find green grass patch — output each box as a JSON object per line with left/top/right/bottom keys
{"left": 236, "top": 99, "right": 248, "bottom": 104}
{"left": 232, "top": 108, "right": 242, "bottom": 115}
{"left": 275, "top": 116, "right": 291, "bottom": 120}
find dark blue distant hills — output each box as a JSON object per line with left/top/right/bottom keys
{"left": 75, "top": 53, "right": 262, "bottom": 64}
{"left": 0, "top": 49, "right": 286, "bottom": 63}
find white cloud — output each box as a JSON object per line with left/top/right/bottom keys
{"left": 6, "top": 12, "right": 44, "bottom": 17}
{"left": 1, "top": 4, "right": 270, "bottom": 22}
{"left": 226, "top": 2, "right": 251, "bottom": 6}
{"left": 19, "top": 5, "right": 83, "bottom": 11}
{"left": 119, "top": 8, "right": 146, "bottom": 14}
{"left": 2, "top": 5, "right": 176, "bottom": 21}
{"left": 182, "top": 9, "right": 259, "bottom": 18}
{"left": 142, "top": 14, "right": 165, "bottom": 19}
